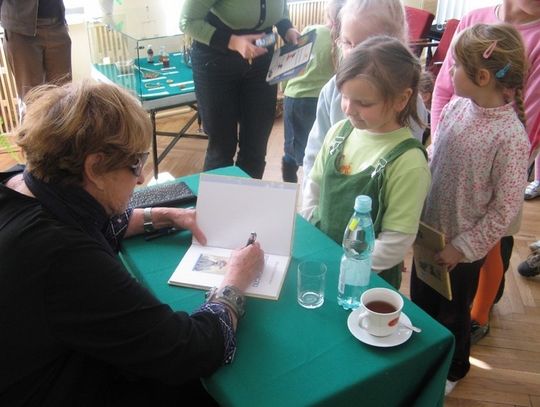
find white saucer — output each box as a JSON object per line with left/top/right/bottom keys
{"left": 347, "top": 307, "right": 413, "bottom": 347}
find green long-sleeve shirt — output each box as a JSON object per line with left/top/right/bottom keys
{"left": 180, "top": 0, "right": 292, "bottom": 52}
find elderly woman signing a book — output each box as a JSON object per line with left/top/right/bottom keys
{"left": 0, "top": 80, "right": 264, "bottom": 406}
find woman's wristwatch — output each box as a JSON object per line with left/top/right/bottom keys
{"left": 143, "top": 207, "right": 155, "bottom": 233}
{"left": 205, "top": 285, "right": 246, "bottom": 318}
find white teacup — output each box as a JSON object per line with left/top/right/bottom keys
{"left": 358, "top": 287, "right": 404, "bottom": 337}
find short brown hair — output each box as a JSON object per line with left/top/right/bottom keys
{"left": 16, "top": 80, "right": 152, "bottom": 184}
{"left": 336, "top": 35, "right": 422, "bottom": 128}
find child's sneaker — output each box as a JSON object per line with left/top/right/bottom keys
{"left": 445, "top": 379, "right": 459, "bottom": 396}
{"left": 528, "top": 240, "right": 540, "bottom": 252}
{"left": 518, "top": 252, "right": 540, "bottom": 277}
{"left": 470, "top": 320, "right": 490, "bottom": 344}
{"left": 524, "top": 180, "right": 540, "bottom": 200}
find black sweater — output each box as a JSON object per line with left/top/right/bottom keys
{"left": 0, "top": 183, "right": 224, "bottom": 406}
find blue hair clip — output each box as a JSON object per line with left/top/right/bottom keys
{"left": 495, "top": 62, "right": 511, "bottom": 79}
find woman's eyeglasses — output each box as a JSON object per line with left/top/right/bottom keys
{"left": 129, "top": 152, "right": 150, "bottom": 177}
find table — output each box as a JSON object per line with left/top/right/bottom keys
{"left": 120, "top": 166, "right": 454, "bottom": 407}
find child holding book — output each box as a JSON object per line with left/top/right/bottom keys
{"left": 301, "top": 36, "right": 430, "bottom": 289}
{"left": 410, "top": 23, "right": 530, "bottom": 394}
{"left": 281, "top": 0, "right": 345, "bottom": 182}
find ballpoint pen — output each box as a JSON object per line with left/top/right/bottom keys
{"left": 145, "top": 227, "right": 179, "bottom": 241}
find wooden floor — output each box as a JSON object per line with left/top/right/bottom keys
{"left": 2, "top": 109, "right": 540, "bottom": 406}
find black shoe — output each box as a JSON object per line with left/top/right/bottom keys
{"left": 281, "top": 158, "right": 298, "bottom": 183}
{"left": 518, "top": 252, "right": 540, "bottom": 277}
{"left": 470, "top": 320, "right": 490, "bottom": 345}
{"left": 494, "top": 275, "right": 505, "bottom": 304}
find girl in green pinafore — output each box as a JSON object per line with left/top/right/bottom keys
{"left": 300, "top": 36, "right": 431, "bottom": 289}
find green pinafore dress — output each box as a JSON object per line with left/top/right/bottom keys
{"left": 312, "top": 120, "right": 427, "bottom": 289}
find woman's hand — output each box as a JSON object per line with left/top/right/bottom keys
{"left": 221, "top": 242, "right": 265, "bottom": 292}
{"left": 435, "top": 243, "right": 464, "bottom": 271}
{"left": 128, "top": 207, "right": 206, "bottom": 244}
{"left": 165, "top": 207, "right": 206, "bottom": 244}
{"left": 285, "top": 28, "right": 301, "bottom": 45}
{"left": 228, "top": 34, "right": 269, "bottom": 60}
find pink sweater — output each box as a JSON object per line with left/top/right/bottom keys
{"left": 424, "top": 97, "right": 529, "bottom": 261}
{"left": 431, "top": 7, "right": 540, "bottom": 159}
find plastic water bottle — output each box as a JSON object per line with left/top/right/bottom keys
{"left": 337, "top": 195, "right": 375, "bottom": 310}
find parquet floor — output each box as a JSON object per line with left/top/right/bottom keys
{"left": 2, "top": 108, "right": 539, "bottom": 406}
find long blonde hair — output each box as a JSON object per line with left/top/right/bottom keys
{"left": 453, "top": 23, "right": 528, "bottom": 126}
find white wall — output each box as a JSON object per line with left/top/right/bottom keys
{"left": 68, "top": 20, "right": 92, "bottom": 81}
{"left": 435, "top": 0, "right": 502, "bottom": 24}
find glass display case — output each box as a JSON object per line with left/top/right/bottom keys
{"left": 87, "top": 0, "right": 195, "bottom": 110}
{"left": 86, "top": 1, "right": 204, "bottom": 180}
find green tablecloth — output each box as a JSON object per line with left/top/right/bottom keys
{"left": 120, "top": 167, "right": 454, "bottom": 407}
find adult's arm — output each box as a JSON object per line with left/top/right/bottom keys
{"left": 46, "top": 244, "right": 227, "bottom": 385}
{"left": 126, "top": 207, "right": 206, "bottom": 245}
{"left": 180, "top": 0, "right": 294, "bottom": 54}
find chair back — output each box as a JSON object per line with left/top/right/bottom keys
{"left": 405, "top": 6, "right": 435, "bottom": 42}
{"left": 428, "top": 19, "right": 460, "bottom": 78}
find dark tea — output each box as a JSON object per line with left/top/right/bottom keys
{"left": 365, "top": 300, "right": 396, "bottom": 314}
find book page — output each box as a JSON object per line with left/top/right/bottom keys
{"left": 194, "top": 174, "right": 298, "bottom": 256}
{"left": 168, "top": 174, "right": 298, "bottom": 300}
{"left": 169, "top": 244, "right": 290, "bottom": 300}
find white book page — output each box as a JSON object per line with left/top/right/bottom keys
{"left": 195, "top": 174, "right": 298, "bottom": 255}
{"left": 168, "top": 174, "right": 298, "bottom": 300}
{"left": 169, "top": 244, "right": 291, "bottom": 300}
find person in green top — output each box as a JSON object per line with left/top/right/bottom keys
{"left": 281, "top": 0, "right": 345, "bottom": 183}
{"left": 180, "top": 0, "right": 300, "bottom": 179}
{"left": 300, "top": 36, "right": 431, "bottom": 289}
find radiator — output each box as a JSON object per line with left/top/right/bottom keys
{"left": 0, "top": 33, "right": 19, "bottom": 134}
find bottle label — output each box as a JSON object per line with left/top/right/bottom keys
{"left": 348, "top": 218, "right": 359, "bottom": 231}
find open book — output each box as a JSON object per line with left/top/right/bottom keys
{"left": 266, "top": 30, "right": 316, "bottom": 85}
{"left": 168, "top": 174, "right": 299, "bottom": 300}
{"left": 413, "top": 222, "right": 452, "bottom": 300}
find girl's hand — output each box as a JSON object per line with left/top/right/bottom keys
{"left": 222, "top": 242, "right": 265, "bottom": 292}
{"left": 228, "top": 34, "right": 268, "bottom": 60}
{"left": 285, "top": 28, "right": 301, "bottom": 45}
{"left": 435, "top": 243, "right": 464, "bottom": 271}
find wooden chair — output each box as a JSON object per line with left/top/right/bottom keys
{"left": 427, "top": 19, "right": 460, "bottom": 78}
{"left": 405, "top": 6, "right": 435, "bottom": 57}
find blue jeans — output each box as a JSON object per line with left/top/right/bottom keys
{"left": 283, "top": 96, "right": 318, "bottom": 166}
{"left": 191, "top": 42, "right": 277, "bottom": 179}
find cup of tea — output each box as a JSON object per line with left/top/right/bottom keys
{"left": 358, "top": 287, "right": 403, "bottom": 337}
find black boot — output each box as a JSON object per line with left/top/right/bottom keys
{"left": 281, "top": 158, "right": 298, "bottom": 183}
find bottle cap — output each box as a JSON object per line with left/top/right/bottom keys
{"left": 354, "top": 195, "right": 372, "bottom": 212}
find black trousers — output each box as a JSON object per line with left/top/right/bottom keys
{"left": 191, "top": 42, "right": 277, "bottom": 179}
{"left": 410, "top": 258, "right": 484, "bottom": 381}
